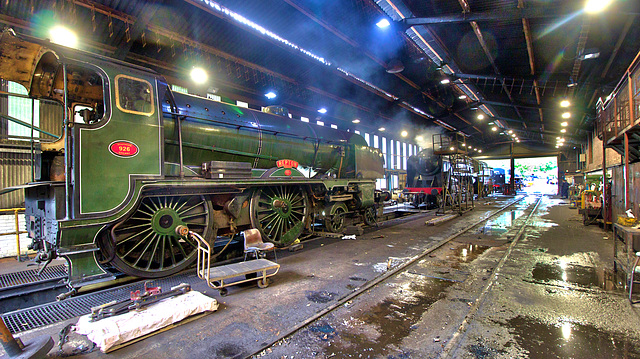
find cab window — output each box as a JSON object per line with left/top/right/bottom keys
{"left": 115, "top": 75, "right": 154, "bottom": 116}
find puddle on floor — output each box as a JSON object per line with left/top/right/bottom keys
{"left": 316, "top": 277, "right": 454, "bottom": 357}
{"left": 450, "top": 244, "right": 490, "bottom": 263}
{"left": 529, "top": 262, "right": 622, "bottom": 291}
{"left": 479, "top": 210, "right": 525, "bottom": 236}
{"left": 507, "top": 316, "right": 640, "bottom": 358}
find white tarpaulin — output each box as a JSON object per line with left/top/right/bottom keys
{"left": 75, "top": 291, "right": 218, "bottom": 352}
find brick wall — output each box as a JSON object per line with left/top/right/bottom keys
{"left": 0, "top": 213, "right": 31, "bottom": 258}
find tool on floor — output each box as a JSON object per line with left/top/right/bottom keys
{"left": 89, "top": 282, "right": 191, "bottom": 322}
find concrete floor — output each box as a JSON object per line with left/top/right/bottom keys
{"left": 3, "top": 194, "right": 640, "bottom": 358}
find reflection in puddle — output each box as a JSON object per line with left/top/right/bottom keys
{"left": 321, "top": 278, "right": 454, "bottom": 357}
{"left": 479, "top": 210, "right": 524, "bottom": 236}
{"left": 530, "top": 262, "right": 622, "bottom": 291}
{"left": 452, "top": 244, "right": 490, "bottom": 263}
{"left": 507, "top": 316, "right": 640, "bottom": 358}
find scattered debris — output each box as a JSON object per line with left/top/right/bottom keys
{"left": 341, "top": 234, "right": 357, "bottom": 240}
{"left": 289, "top": 243, "right": 304, "bottom": 252}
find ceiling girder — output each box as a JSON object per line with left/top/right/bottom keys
{"left": 400, "top": 6, "right": 566, "bottom": 28}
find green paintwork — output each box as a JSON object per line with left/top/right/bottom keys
{"left": 78, "top": 71, "right": 161, "bottom": 214}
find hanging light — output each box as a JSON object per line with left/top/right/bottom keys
{"left": 190, "top": 67, "right": 208, "bottom": 84}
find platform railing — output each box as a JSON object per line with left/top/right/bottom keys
{"left": 0, "top": 208, "right": 27, "bottom": 261}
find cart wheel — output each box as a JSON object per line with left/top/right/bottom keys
{"left": 257, "top": 278, "right": 269, "bottom": 288}
{"left": 219, "top": 287, "right": 228, "bottom": 296}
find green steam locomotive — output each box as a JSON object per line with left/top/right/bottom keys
{"left": 0, "top": 30, "right": 384, "bottom": 288}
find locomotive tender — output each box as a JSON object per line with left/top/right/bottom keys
{"left": 0, "top": 30, "right": 384, "bottom": 287}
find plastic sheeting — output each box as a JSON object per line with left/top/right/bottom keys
{"left": 75, "top": 291, "right": 218, "bottom": 352}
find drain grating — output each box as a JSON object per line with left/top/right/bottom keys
{"left": 0, "top": 264, "right": 67, "bottom": 289}
{"left": 2, "top": 270, "right": 202, "bottom": 334}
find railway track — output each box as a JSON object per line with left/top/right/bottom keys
{"left": 0, "top": 203, "right": 434, "bottom": 334}
{"left": 248, "top": 195, "right": 539, "bottom": 358}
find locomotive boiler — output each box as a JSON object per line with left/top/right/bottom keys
{"left": 0, "top": 30, "right": 384, "bottom": 287}
{"left": 405, "top": 147, "right": 443, "bottom": 208}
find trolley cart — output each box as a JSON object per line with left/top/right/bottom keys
{"left": 176, "top": 226, "right": 280, "bottom": 296}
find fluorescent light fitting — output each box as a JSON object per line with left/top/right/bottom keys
{"left": 440, "top": 78, "right": 450, "bottom": 85}
{"left": 376, "top": 19, "right": 391, "bottom": 28}
{"left": 458, "top": 95, "right": 467, "bottom": 99}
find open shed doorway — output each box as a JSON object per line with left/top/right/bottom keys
{"left": 484, "top": 157, "right": 558, "bottom": 195}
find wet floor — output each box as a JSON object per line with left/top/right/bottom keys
{"left": 478, "top": 210, "right": 524, "bottom": 236}
{"left": 529, "top": 261, "right": 623, "bottom": 292}
{"left": 314, "top": 277, "right": 454, "bottom": 358}
{"left": 507, "top": 315, "right": 640, "bottom": 359}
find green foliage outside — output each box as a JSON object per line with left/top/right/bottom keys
{"left": 514, "top": 161, "right": 556, "bottom": 175}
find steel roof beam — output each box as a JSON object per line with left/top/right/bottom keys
{"left": 400, "top": 7, "right": 566, "bottom": 28}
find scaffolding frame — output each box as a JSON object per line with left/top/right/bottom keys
{"left": 433, "top": 133, "right": 475, "bottom": 214}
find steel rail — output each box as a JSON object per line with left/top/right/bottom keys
{"left": 247, "top": 195, "right": 530, "bottom": 358}
{"left": 440, "top": 195, "right": 542, "bottom": 358}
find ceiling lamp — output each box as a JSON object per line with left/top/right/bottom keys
{"left": 492, "top": 127, "right": 498, "bottom": 131}
{"left": 579, "top": 48, "right": 600, "bottom": 60}
{"left": 585, "top": 0, "right": 613, "bottom": 14}
{"left": 508, "top": 130, "right": 513, "bottom": 134}
{"left": 458, "top": 95, "right": 467, "bottom": 100}
{"left": 477, "top": 114, "right": 485, "bottom": 120}
{"left": 264, "top": 91, "right": 277, "bottom": 99}
{"left": 401, "top": 130, "right": 408, "bottom": 137}
{"left": 560, "top": 100, "right": 571, "bottom": 107}
{"left": 562, "top": 112, "right": 571, "bottom": 119}
{"left": 561, "top": 129, "right": 566, "bottom": 133}
{"left": 478, "top": 150, "right": 482, "bottom": 153}
{"left": 376, "top": 19, "right": 391, "bottom": 28}
{"left": 440, "top": 78, "right": 451, "bottom": 85}
{"left": 561, "top": 121, "right": 568, "bottom": 127}
{"left": 49, "top": 26, "right": 78, "bottom": 48}
{"left": 416, "top": 135, "right": 424, "bottom": 141}
{"left": 449, "top": 147, "right": 455, "bottom": 151}
{"left": 352, "top": 119, "right": 360, "bottom": 124}
{"left": 386, "top": 59, "right": 405, "bottom": 73}
{"left": 378, "top": 127, "right": 386, "bottom": 132}
{"left": 190, "top": 67, "right": 208, "bottom": 84}
{"left": 318, "top": 108, "right": 327, "bottom": 114}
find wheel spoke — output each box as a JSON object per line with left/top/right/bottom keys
{"left": 167, "top": 236, "right": 176, "bottom": 266}
{"left": 133, "top": 234, "right": 157, "bottom": 267}
{"left": 110, "top": 195, "right": 211, "bottom": 277}
{"left": 115, "top": 227, "right": 152, "bottom": 245}
{"left": 180, "top": 211, "right": 207, "bottom": 221}
{"left": 124, "top": 231, "right": 155, "bottom": 259}
{"left": 178, "top": 200, "right": 205, "bottom": 216}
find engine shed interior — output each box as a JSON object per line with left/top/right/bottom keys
{"left": 2, "top": 1, "right": 640, "bottom": 358}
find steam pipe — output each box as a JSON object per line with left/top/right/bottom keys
{"left": 63, "top": 63, "right": 72, "bottom": 219}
